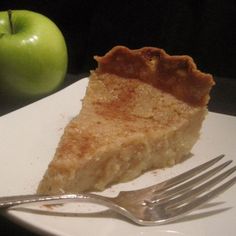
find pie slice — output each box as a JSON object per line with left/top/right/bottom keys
{"left": 37, "top": 46, "right": 215, "bottom": 194}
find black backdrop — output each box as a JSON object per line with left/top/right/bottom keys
{"left": 1, "top": 0, "right": 236, "bottom": 78}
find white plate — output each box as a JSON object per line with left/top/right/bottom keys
{"left": 0, "top": 77, "right": 236, "bottom": 236}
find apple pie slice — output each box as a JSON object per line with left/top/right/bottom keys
{"left": 37, "top": 46, "right": 214, "bottom": 194}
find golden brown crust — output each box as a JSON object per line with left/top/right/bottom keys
{"left": 94, "top": 46, "right": 215, "bottom": 106}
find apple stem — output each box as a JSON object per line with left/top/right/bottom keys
{"left": 8, "top": 10, "right": 15, "bottom": 34}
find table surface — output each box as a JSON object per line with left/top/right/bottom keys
{"left": 0, "top": 74, "right": 235, "bottom": 236}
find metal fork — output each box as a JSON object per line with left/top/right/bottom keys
{"left": 1, "top": 154, "right": 236, "bottom": 225}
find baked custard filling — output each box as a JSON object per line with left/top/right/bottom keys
{"left": 37, "top": 46, "right": 215, "bottom": 194}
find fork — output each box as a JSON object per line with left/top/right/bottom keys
{"left": 0, "top": 154, "right": 236, "bottom": 225}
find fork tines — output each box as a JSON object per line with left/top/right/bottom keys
{"left": 147, "top": 154, "right": 236, "bottom": 222}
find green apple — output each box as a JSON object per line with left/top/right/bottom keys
{"left": 0, "top": 10, "right": 68, "bottom": 98}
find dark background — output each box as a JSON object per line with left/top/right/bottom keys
{"left": 0, "top": 1, "right": 236, "bottom": 235}
{"left": 1, "top": 0, "right": 236, "bottom": 78}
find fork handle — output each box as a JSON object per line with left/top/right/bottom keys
{"left": 0, "top": 193, "right": 113, "bottom": 209}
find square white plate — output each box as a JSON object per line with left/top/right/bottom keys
{"left": 0, "top": 78, "right": 236, "bottom": 236}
